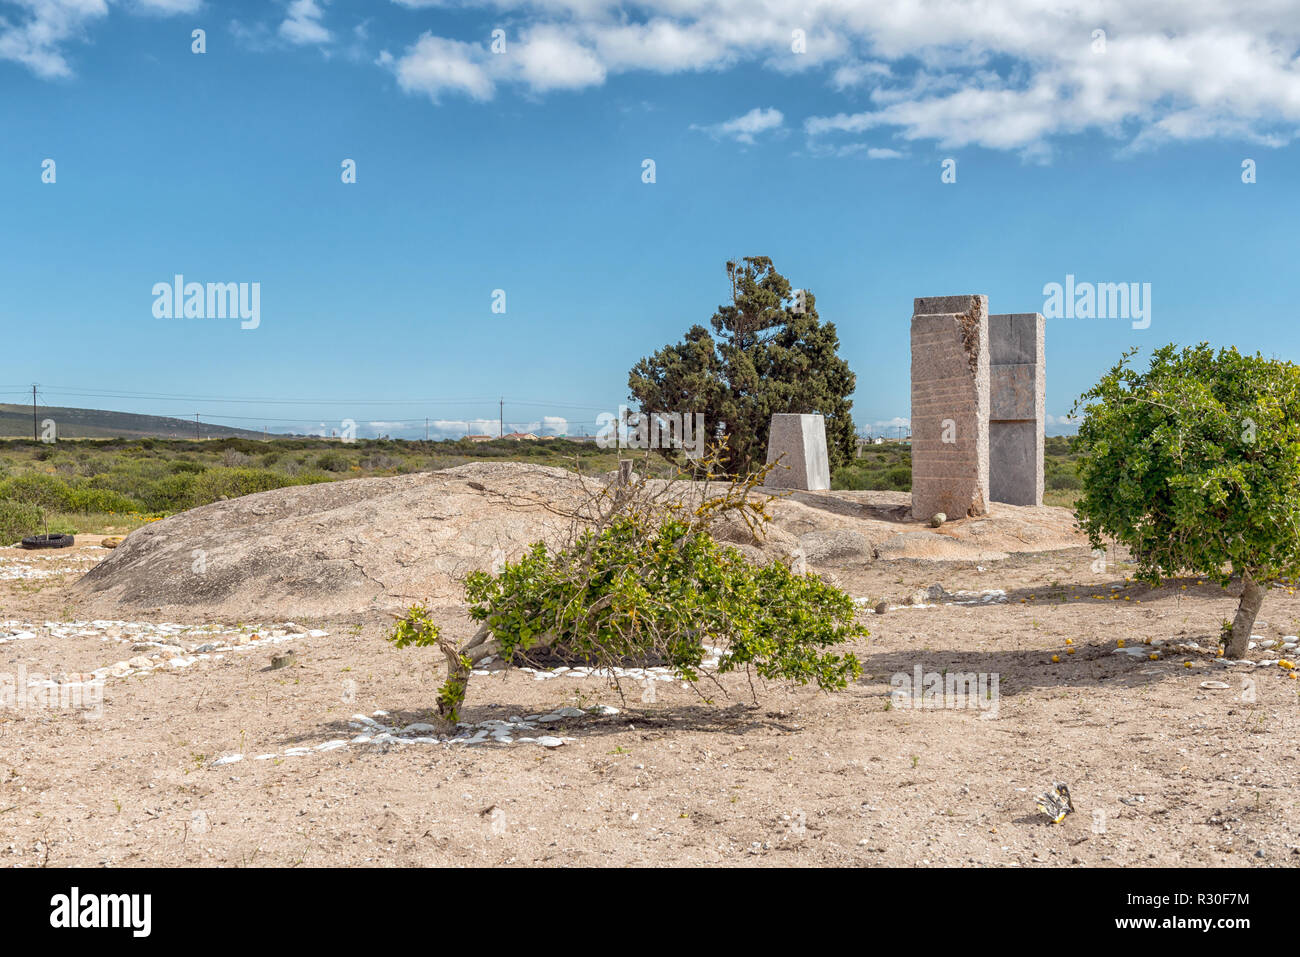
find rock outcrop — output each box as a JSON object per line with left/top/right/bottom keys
{"left": 74, "top": 463, "right": 1086, "bottom": 620}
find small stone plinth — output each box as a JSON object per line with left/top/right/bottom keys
{"left": 764, "top": 414, "right": 831, "bottom": 491}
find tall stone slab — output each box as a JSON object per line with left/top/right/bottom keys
{"left": 764, "top": 413, "right": 830, "bottom": 490}
{"left": 910, "top": 295, "right": 989, "bottom": 519}
{"left": 988, "top": 312, "right": 1045, "bottom": 506}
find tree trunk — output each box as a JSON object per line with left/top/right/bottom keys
{"left": 1227, "top": 571, "right": 1266, "bottom": 659}
{"left": 433, "top": 624, "right": 557, "bottom": 723}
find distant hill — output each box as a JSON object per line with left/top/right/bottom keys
{"left": 0, "top": 404, "right": 268, "bottom": 440}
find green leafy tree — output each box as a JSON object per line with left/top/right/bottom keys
{"left": 390, "top": 457, "right": 866, "bottom": 723}
{"left": 1073, "top": 344, "right": 1300, "bottom": 658}
{"left": 629, "top": 257, "right": 857, "bottom": 475}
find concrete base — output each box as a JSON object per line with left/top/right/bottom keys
{"left": 764, "top": 414, "right": 831, "bottom": 490}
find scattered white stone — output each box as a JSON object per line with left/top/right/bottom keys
{"left": 1113, "top": 647, "right": 1150, "bottom": 658}
{"left": 0, "top": 552, "right": 101, "bottom": 581}
{"left": 0, "top": 619, "right": 323, "bottom": 681}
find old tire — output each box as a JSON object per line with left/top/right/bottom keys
{"left": 20, "top": 533, "right": 75, "bottom": 550}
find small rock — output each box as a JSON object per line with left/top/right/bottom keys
{"left": 929, "top": 512, "right": 946, "bottom": 528}
{"left": 537, "top": 736, "right": 565, "bottom": 748}
{"left": 270, "top": 651, "right": 296, "bottom": 670}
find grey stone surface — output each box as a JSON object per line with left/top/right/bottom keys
{"left": 764, "top": 413, "right": 831, "bottom": 490}
{"left": 910, "top": 295, "right": 990, "bottom": 519}
{"left": 797, "top": 529, "right": 873, "bottom": 564}
{"left": 988, "top": 312, "right": 1045, "bottom": 506}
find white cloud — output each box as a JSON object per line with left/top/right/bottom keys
{"left": 229, "top": 18, "right": 276, "bottom": 52}
{"left": 692, "top": 106, "right": 784, "bottom": 143}
{"left": 831, "top": 59, "right": 891, "bottom": 91}
{"left": 12, "top": 1, "right": 1300, "bottom": 155}
{"left": 414, "top": 417, "right": 570, "bottom": 439}
{"left": 0, "top": 0, "right": 202, "bottom": 78}
{"left": 380, "top": 33, "right": 494, "bottom": 102}
{"left": 805, "top": 140, "right": 905, "bottom": 158}
{"left": 0, "top": 0, "right": 108, "bottom": 79}
{"left": 514, "top": 25, "right": 605, "bottom": 91}
{"left": 589, "top": 18, "right": 731, "bottom": 73}
{"left": 280, "top": 0, "right": 330, "bottom": 46}
{"left": 131, "top": 0, "right": 199, "bottom": 13}
{"left": 381, "top": 0, "right": 1300, "bottom": 155}
{"left": 381, "top": 25, "right": 608, "bottom": 102}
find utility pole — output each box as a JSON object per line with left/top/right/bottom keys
{"left": 425, "top": 417, "right": 429, "bottom": 442}
{"left": 499, "top": 397, "right": 504, "bottom": 438}
{"left": 195, "top": 413, "right": 200, "bottom": 441}
{"left": 32, "top": 384, "right": 37, "bottom": 441}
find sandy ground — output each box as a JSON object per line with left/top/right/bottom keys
{"left": 2, "top": 535, "right": 1298, "bottom": 868}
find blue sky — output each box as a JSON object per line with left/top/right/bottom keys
{"left": 2, "top": 1, "right": 1300, "bottom": 439}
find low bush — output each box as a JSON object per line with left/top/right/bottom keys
{"left": 314, "top": 451, "right": 350, "bottom": 472}
{"left": 136, "top": 473, "right": 198, "bottom": 512}
{"left": 190, "top": 468, "right": 302, "bottom": 506}
{"left": 0, "top": 498, "right": 45, "bottom": 543}
{"left": 0, "top": 473, "right": 75, "bottom": 511}
{"left": 66, "top": 487, "right": 141, "bottom": 514}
